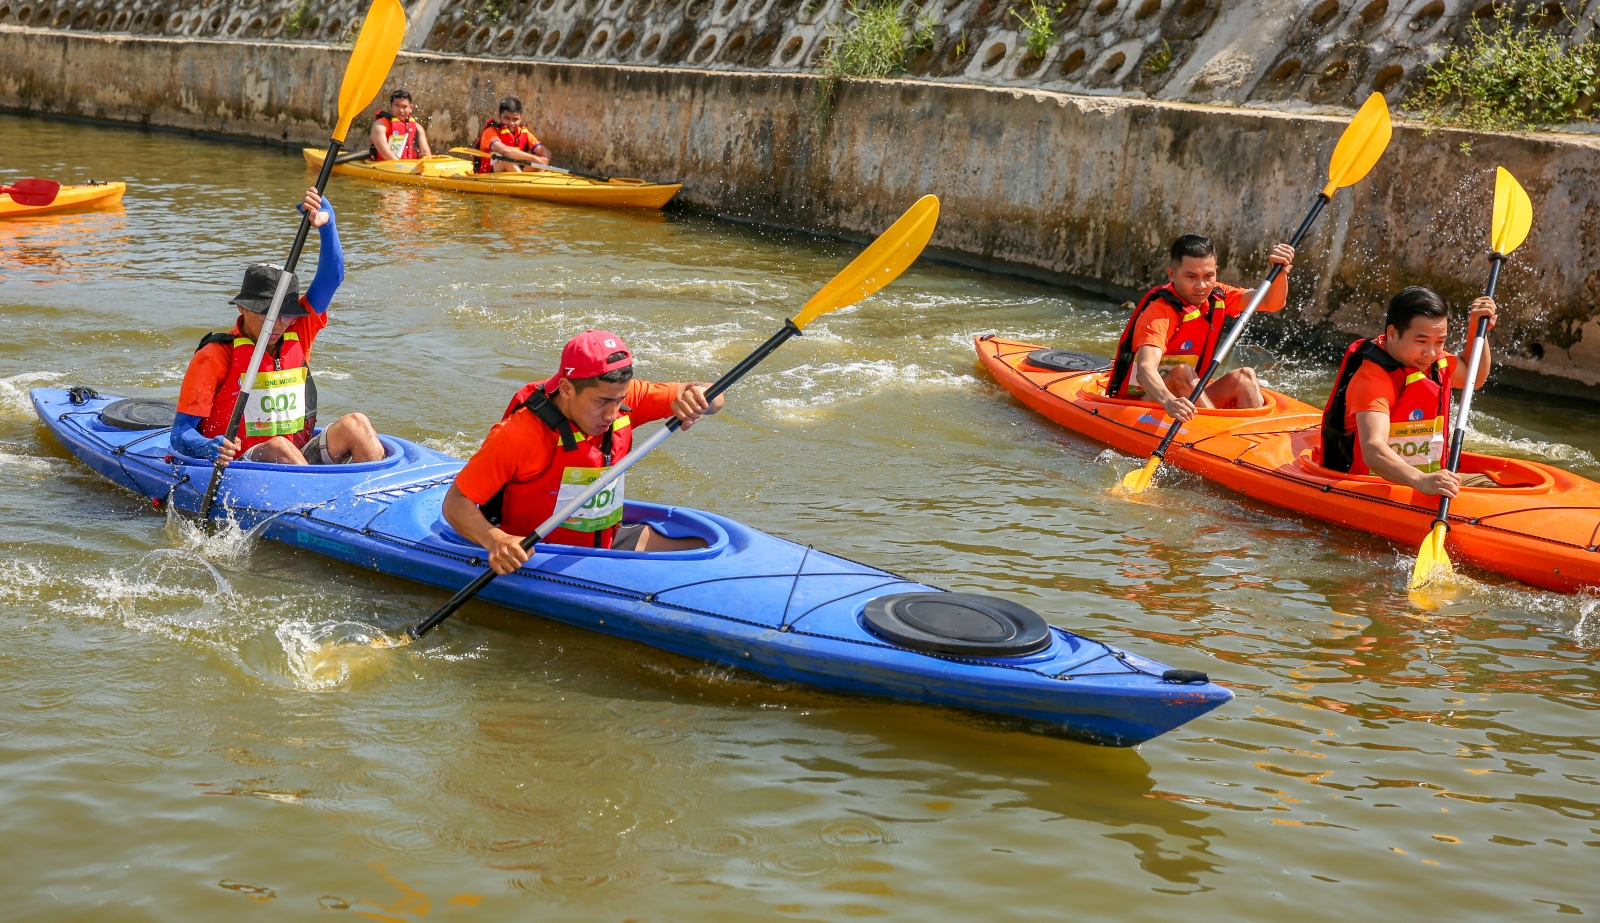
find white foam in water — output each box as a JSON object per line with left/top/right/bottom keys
{"left": 1463, "top": 411, "right": 1600, "bottom": 472}
{"left": 163, "top": 501, "right": 271, "bottom": 568}
{"left": 757, "top": 360, "right": 975, "bottom": 420}
{"left": 0, "top": 371, "right": 63, "bottom": 419}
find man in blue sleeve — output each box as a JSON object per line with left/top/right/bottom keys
{"left": 170, "top": 188, "right": 383, "bottom": 466}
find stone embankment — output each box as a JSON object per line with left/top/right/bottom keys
{"left": 3, "top": 9, "right": 1599, "bottom": 394}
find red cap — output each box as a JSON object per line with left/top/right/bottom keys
{"left": 541, "top": 330, "right": 633, "bottom": 391}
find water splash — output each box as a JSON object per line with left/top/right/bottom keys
{"left": 163, "top": 500, "right": 269, "bottom": 567}
{"left": 0, "top": 371, "right": 62, "bottom": 419}
{"left": 757, "top": 360, "right": 975, "bottom": 420}
{"left": 277, "top": 619, "right": 411, "bottom": 691}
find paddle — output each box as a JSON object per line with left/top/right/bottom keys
{"left": 334, "top": 150, "right": 376, "bottom": 165}
{"left": 447, "top": 146, "right": 612, "bottom": 183}
{"left": 1409, "top": 166, "right": 1533, "bottom": 593}
{"left": 403, "top": 194, "right": 942, "bottom": 641}
{"left": 197, "top": 0, "right": 406, "bottom": 519}
{"left": 1, "top": 178, "right": 63, "bottom": 207}
{"left": 1119, "top": 93, "right": 1393, "bottom": 494}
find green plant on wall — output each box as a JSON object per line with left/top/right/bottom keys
{"left": 819, "top": 1, "right": 940, "bottom": 78}
{"left": 1144, "top": 39, "right": 1173, "bottom": 74}
{"left": 1010, "top": 0, "right": 1057, "bottom": 60}
{"left": 1409, "top": 6, "right": 1599, "bottom": 132}
{"left": 478, "top": 0, "right": 508, "bottom": 22}
{"left": 285, "top": 0, "right": 319, "bottom": 37}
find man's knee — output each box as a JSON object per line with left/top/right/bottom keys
{"left": 335, "top": 412, "right": 376, "bottom": 436}
{"left": 256, "top": 437, "right": 306, "bottom": 464}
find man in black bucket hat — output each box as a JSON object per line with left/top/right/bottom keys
{"left": 171, "top": 187, "right": 383, "bottom": 467}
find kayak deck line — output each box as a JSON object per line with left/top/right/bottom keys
{"left": 34, "top": 385, "right": 1232, "bottom": 744}
{"left": 281, "top": 497, "right": 1155, "bottom": 683}
{"left": 977, "top": 335, "right": 1600, "bottom": 593}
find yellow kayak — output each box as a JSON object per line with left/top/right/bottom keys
{"left": 303, "top": 149, "right": 681, "bottom": 209}
{"left": 0, "top": 181, "right": 126, "bottom": 219}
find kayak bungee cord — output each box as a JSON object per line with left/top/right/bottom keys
{"left": 197, "top": 0, "right": 406, "bottom": 520}
{"left": 402, "top": 194, "right": 943, "bottom": 643}
{"left": 1119, "top": 92, "right": 1394, "bottom": 495}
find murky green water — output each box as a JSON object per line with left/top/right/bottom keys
{"left": 3, "top": 113, "right": 1597, "bottom": 921}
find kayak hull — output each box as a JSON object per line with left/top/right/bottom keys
{"left": 977, "top": 335, "right": 1600, "bottom": 593}
{"left": 0, "top": 181, "right": 125, "bottom": 219}
{"left": 32, "top": 387, "right": 1232, "bottom": 745}
{"left": 304, "top": 149, "right": 681, "bottom": 209}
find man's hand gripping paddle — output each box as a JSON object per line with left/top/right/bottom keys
{"left": 1118, "top": 93, "right": 1393, "bottom": 495}
{"left": 446, "top": 147, "right": 613, "bottom": 183}
{"left": 1409, "top": 167, "right": 1532, "bottom": 600}
{"left": 197, "top": 0, "right": 406, "bottom": 519}
{"left": 1, "top": 178, "right": 63, "bottom": 207}
{"left": 403, "top": 195, "right": 942, "bottom": 642}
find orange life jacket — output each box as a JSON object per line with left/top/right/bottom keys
{"left": 479, "top": 385, "right": 632, "bottom": 548}
{"left": 1319, "top": 336, "right": 1452, "bottom": 475}
{"left": 371, "top": 111, "right": 420, "bottom": 160}
{"left": 196, "top": 323, "right": 318, "bottom": 452}
{"left": 475, "top": 120, "right": 537, "bottom": 173}
{"left": 1107, "top": 283, "right": 1228, "bottom": 399}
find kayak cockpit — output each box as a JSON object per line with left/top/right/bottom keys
{"left": 429, "top": 500, "right": 731, "bottom": 561}
{"left": 1071, "top": 373, "right": 1305, "bottom": 419}
{"left": 1293, "top": 448, "right": 1557, "bottom": 495}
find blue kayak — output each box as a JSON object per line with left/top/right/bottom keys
{"left": 32, "top": 387, "right": 1231, "bottom": 744}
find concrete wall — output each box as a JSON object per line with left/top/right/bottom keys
{"left": 3, "top": 0, "right": 1599, "bottom": 115}
{"left": 4, "top": 25, "right": 1600, "bottom": 393}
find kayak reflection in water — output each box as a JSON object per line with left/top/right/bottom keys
{"left": 169, "top": 188, "right": 385, "bottom": 468}
{"left": 1107, "top": 233, "right": 1295, "bottom": 421}
{"left": 1318, "top": 286, "right": 1499, "bottom": 498}
{"left": 474, "top": 97, "right": 552, "bottom": 173}
{"left": 442, "top": 330, "right": 725, "bottom": 572}
{"left": 368, "top": 88, "right": 433, "bottom": 162}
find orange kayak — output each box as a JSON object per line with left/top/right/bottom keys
{"left": 976, "top": 335, "right": 1600, "bottom": 593}
{"left": 0, "top": 181, "right": 125, "bottom": 219}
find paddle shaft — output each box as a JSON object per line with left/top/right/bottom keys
{"left": 1145, "top": 193, "right": 1329, "bottom": 461}
{"left": 1431, "top": 254, "right": 1502, "bottom": 527}
{"left": 198, "top": 138, "right": 343, "bottom": 518}
{"left": 452, "top": 148, "right": 609, "bottom": 182}
{"left": 407, "top": 320, "right": 803, "bottom": 640}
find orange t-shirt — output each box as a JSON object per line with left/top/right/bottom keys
{"left": 1341, "top": 353, "right": 1459, "bottom": 435}
{"left": 478, "top": 124, "right": 539, "bottom": 153}
{"left": 1129, "top": 282, "right": 1255, "bottom": 354}
{"left": 454, "top": 379, "right": 679, "bottom": 506}
{"left": 175, "top": 302, "right": 327, "bottom": 418}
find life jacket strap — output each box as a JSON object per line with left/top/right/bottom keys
{"left": 522, "top": 386, "right": 580, "bottom": 452}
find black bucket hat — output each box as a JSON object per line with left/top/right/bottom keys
{"left": 229, "top": 263, "right": 307, "bottom": 316}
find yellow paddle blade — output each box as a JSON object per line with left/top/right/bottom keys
{"left": 792, "top": 195, "right": 940, "bottom": 329}
{"left": 1491, "top": 166, "right": 1533, "bottom": 256}
{"left": 1321, "top": 93, "right": 1393, "bottom": 197}
{"left": 332, "top": 0, "right": 407, "bottom": 143}
{"left": 1408, "top": 522, "right": 1453, "bottom": 590}
{"left": 1118, "top": 454, "right": 1161, "bottom": 494}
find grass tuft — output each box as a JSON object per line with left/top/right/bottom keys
{"left": 819, "top": 1, "right": 939, "bottom": 79}
{"left": 1010, "top": 0, "right": 1058, "bottom": 60}
{"left": 1408, "top": 6, "right": 1600, "bottom": 132}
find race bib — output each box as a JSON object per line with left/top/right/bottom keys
{"left": 387, "top": 131, "right": 408, "bottom": 159}
{"left": 555, "top": 466, "right": 625, "bottom": 532}
{"left": 241, "top": 367, "right": 307, "bottom": 437}
{"left": 1388, "top": 417, "right": 1445, "bottom": 473}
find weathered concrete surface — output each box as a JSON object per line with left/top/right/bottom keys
{"left": 4, "top": 25, "right": 1600, "bottom": 394}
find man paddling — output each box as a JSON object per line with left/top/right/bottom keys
{"left": 368, "top": 89, "right": 433, "bottom": 161}
{"left": 1319, "top": 286, "right": 1498, "bottom": 497}
{"left": 442, "top": 331, "right": 723, "bottom": 573}
{"left": 474, "top": 97, "right": 551, "bottom": 172}
{"left": 1108, "top": 234, "right": 1295, "bottom": 420}
{"left": 171, "top": 188, "right": 385, "bottom": 467}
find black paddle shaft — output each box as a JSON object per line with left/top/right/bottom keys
{"left": 1432, "top": 254, "right": 1503, "bottom": 528}
{"left": 405, "top": 320, "right": 803, "bottom": 641}
{"left": 1147, "top": 193, "right": 1330, "bottom": 461}
{"left": 197, "top": 137, "right": 344, "bottom": 518}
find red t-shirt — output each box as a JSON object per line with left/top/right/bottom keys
{"left": 176, "top": 301, "right": 327, "bottom": 418}
{"left": 1129, "top": 282, "right": 1254, "bottom": 354}
{"left": 454, "top": 380, "right": 679, "bottom": 506}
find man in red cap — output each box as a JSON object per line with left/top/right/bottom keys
{"left": 443, "top": 330, "right": 724, "bottom": 571}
